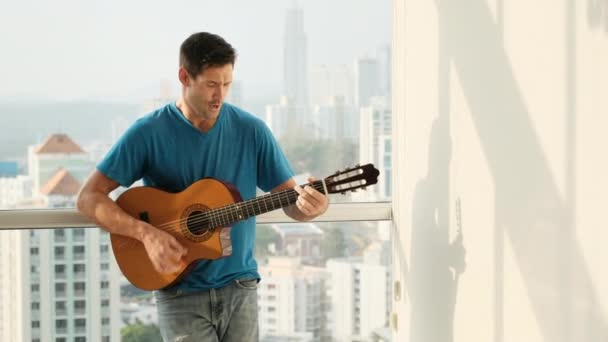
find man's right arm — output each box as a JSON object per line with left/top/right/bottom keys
{"left": 76, "top": 170, "right": 187, "bottom": 274}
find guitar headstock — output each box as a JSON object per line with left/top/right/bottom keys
{"left": 323, "top": 163, "right": 380, "bottom": 195}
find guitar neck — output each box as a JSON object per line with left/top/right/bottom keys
{"left": 206, "top": 180, "right": 325, "bottom": 228}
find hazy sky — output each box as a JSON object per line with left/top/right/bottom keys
{"left": 0, "top": 0, "right": 390, "bottom": 103}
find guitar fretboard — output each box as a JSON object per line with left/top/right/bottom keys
{"left": 200, "top": 180, "right": 325, "bottom": 229}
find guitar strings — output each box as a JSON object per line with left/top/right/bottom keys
{"left": 184, "top": 184, "right": 319, "bottom": 233}
{"left": 156, "top": 183, "right": 317, "bottom": 233}
{"left": 187, "top": 190, "right": 303, "bottom": 234}
{"left": 114, "top": 189, "right": 305, "bottom": 250}
{"left": 117, "top": 189, "right": 298, "bottom": 249}
{"left": 136, "top": 181, "right": 324, "bottom": 237}
{"left": 114, "top": 169, "right": 371, "bottom": 250}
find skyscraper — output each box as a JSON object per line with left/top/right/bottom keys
{"left": 1, "top": 134, "right": 120, "bottom": 342}
{"left": 265, "top": 96, "right": 309, "bottom": 140}
{"left": 258, "top": 257, "right": 328, "bottom": 342}
{"left": 354, "top": 58, "right": 380, "bottom": 108}
{"left": 283, "top": 5, "right": 309, "bottom": 126}
{"left": 359, "top": 96, "right": 392, "bottom": 200}
{"left": 313, "top": 96, "right": 358, "bottom": 143}
{"left": 326, "top": 242, "right": 391, "bottom": 342}
{"left": 309, "top": 64, "right": 354, "bottom": 107}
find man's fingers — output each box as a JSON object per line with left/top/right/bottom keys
{"left": 303, "top": 186, "right": 326, "bottom": 203}
{"left": 157, "top": 254, "right": 181, "bottom": 274}
{"left": 168, "top": 236, "right": 187, "bottom": 256}
{"left": 297, "top": 196, "right": 310, "bottom": 210}
{"left": 294, "top": 181, "right": 328, "bottom": 215}
{"left": 296, "top": 197, "right": 312, "bottom": 215}
{"left": 294, "top": 184, "right": 304, "bottom": 195}
{"left": 295, "top": 184, "right": 319, "bottom": 204}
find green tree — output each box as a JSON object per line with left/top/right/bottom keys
{"left": 120, "top": 284, "right": 153, "bottom": 300}
{"left": 255, "top": 224, "right": 280, "bottom": 258}
{"left": 121, "top": 322, "right": 162, "bottom": 342}
{"left": 279, "top": 138, "right": 358, "bottom": 178}
{"left": 322, "top": 227, "right": 347, "bottom": 260}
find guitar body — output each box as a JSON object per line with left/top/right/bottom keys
{"left": 110, "top": 163, "right": 379, "bottom": 291}
{"left": 111, "top": 178, "right": 239, "bottom": 291}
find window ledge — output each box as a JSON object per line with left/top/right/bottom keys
{"left": 0, "top": 202, "right": 392, "bottom": 230}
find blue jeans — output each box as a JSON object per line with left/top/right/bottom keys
{"left": 154, "top": 278, "right": 259, "bottom": 342}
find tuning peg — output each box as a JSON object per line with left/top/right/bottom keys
{"left": 356, "top": 163, "right": 361, "bottom": 168}
{"left": 335, "top": 170, "right": 340, "bottom": 175}
{"left": 341, "top": 192, "right": 346, "bottom": 195}
{"left": 362, "top": 187, "right": 367, "bottom": 191}
{"left": 352, "top": 189, "right": 358, "bottom": 192}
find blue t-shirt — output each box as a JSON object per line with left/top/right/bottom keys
{"left": 98, "top": 102, "right": 294, "bottom": 291}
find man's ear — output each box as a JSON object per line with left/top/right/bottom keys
{"left": 178, "top": 67, "right": 190, "bottom": 86}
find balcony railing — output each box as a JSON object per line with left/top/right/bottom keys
{"left": 0, "top": 202, "right": 391, "bottom": 230}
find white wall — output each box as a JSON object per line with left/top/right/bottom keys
{"left": 392, "top": 0, "right": 608, "bottom": 341}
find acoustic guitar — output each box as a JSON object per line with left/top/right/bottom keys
{"left": 112, "top": 163, "right": 379, "bottom": 290}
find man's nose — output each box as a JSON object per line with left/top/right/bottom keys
{"left": 215, "top": 85, "right": 225, "bottom": 99}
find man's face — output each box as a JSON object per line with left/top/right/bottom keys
{"left": 183, "top": 64, "right": 233, "bottom": 120}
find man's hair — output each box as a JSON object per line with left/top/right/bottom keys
{"left": 179, "top": 32, "right": 237, "bottom": 77}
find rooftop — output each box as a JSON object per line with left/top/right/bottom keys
{"left": 35, "top": 133, "right": 85, "bottom": 154}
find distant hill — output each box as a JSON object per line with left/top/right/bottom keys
{"left": 0, "top": 95, "right": 279, "bottom": 164}
{"left": 0, "top": 101, "right": 140, "bottom": 161}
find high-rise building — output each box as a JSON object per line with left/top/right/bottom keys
{"left": 265, "top": 96, "right": 309, "bottom": 140}
{"left": 312, "top": 96, "right": 358, "bottom": 143}
{"left": 310, "top": 64, "right": 354, "bottom": 107}
{"left": 326, "top": 242, "right": 391, "bottom": 342}
{"left": 283, "top": 4, "right": 310, "bottom": 133}
{"left": 377, "top": 135, "right": 392, "bottom": 199}
{"left": 284, "top": 5, "right": 309, "bottom": 109}
{"left": 0, "top": 191, "right": 121, "bottom": 342}
{"left": 258, "top": 257, "right": 328, "bottom": 342}
{"left": 359, "top": 96, "right": 392, "bottom": 200}
{"left": 1, "top": 134, "right": 120, "bottom": 342}
{"left": 354, "top": 58, "right": 380, "bottom": 108}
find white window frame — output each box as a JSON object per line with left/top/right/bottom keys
{"left": 0, "top": 202, "right": 392, "bottom": 230}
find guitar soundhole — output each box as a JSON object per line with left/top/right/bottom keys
{"left": 181, "top": 204, "right": 214, "bottom": 242}
{"left": 187, "top": 211, "right": 212, "bottom": 236}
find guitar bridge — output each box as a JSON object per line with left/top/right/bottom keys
{"left": 220, "top": 227, "right": 232, "bottom": 256}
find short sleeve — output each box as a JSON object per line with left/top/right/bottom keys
{"left": 97, "top": 122, "right": 148, "bottom": 188}
{"left": 256, "top": 121, "right": 295, "bottom": 192}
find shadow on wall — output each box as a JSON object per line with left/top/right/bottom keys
{"left": 588, "top": 0, "right": 608, "bottom": 32}
{"left": 410, "top": 118, "right": 467, "bottom": 342}
{"left": 407, "top": 0, "right": 608, "bottom": 341}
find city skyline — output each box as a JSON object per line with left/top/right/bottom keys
{"left": 0, "top": 0, "right": 390, "bottom": 103}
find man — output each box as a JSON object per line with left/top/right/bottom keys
{"left": 77, "top": 32, "right": 329, "bottom": 342}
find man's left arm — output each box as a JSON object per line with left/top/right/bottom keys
{"left": 274, "top": 177, "right": 329, "bottom": 221}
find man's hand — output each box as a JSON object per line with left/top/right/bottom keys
{"left": 293, "top": 177, "right": 329, "bottom": 219}
{"left": 140, "top": 224, "right": 188, "bottom": 274}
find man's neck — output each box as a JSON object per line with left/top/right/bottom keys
{"left": 176, "top": 98, "right": 217, "bottom": 133}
